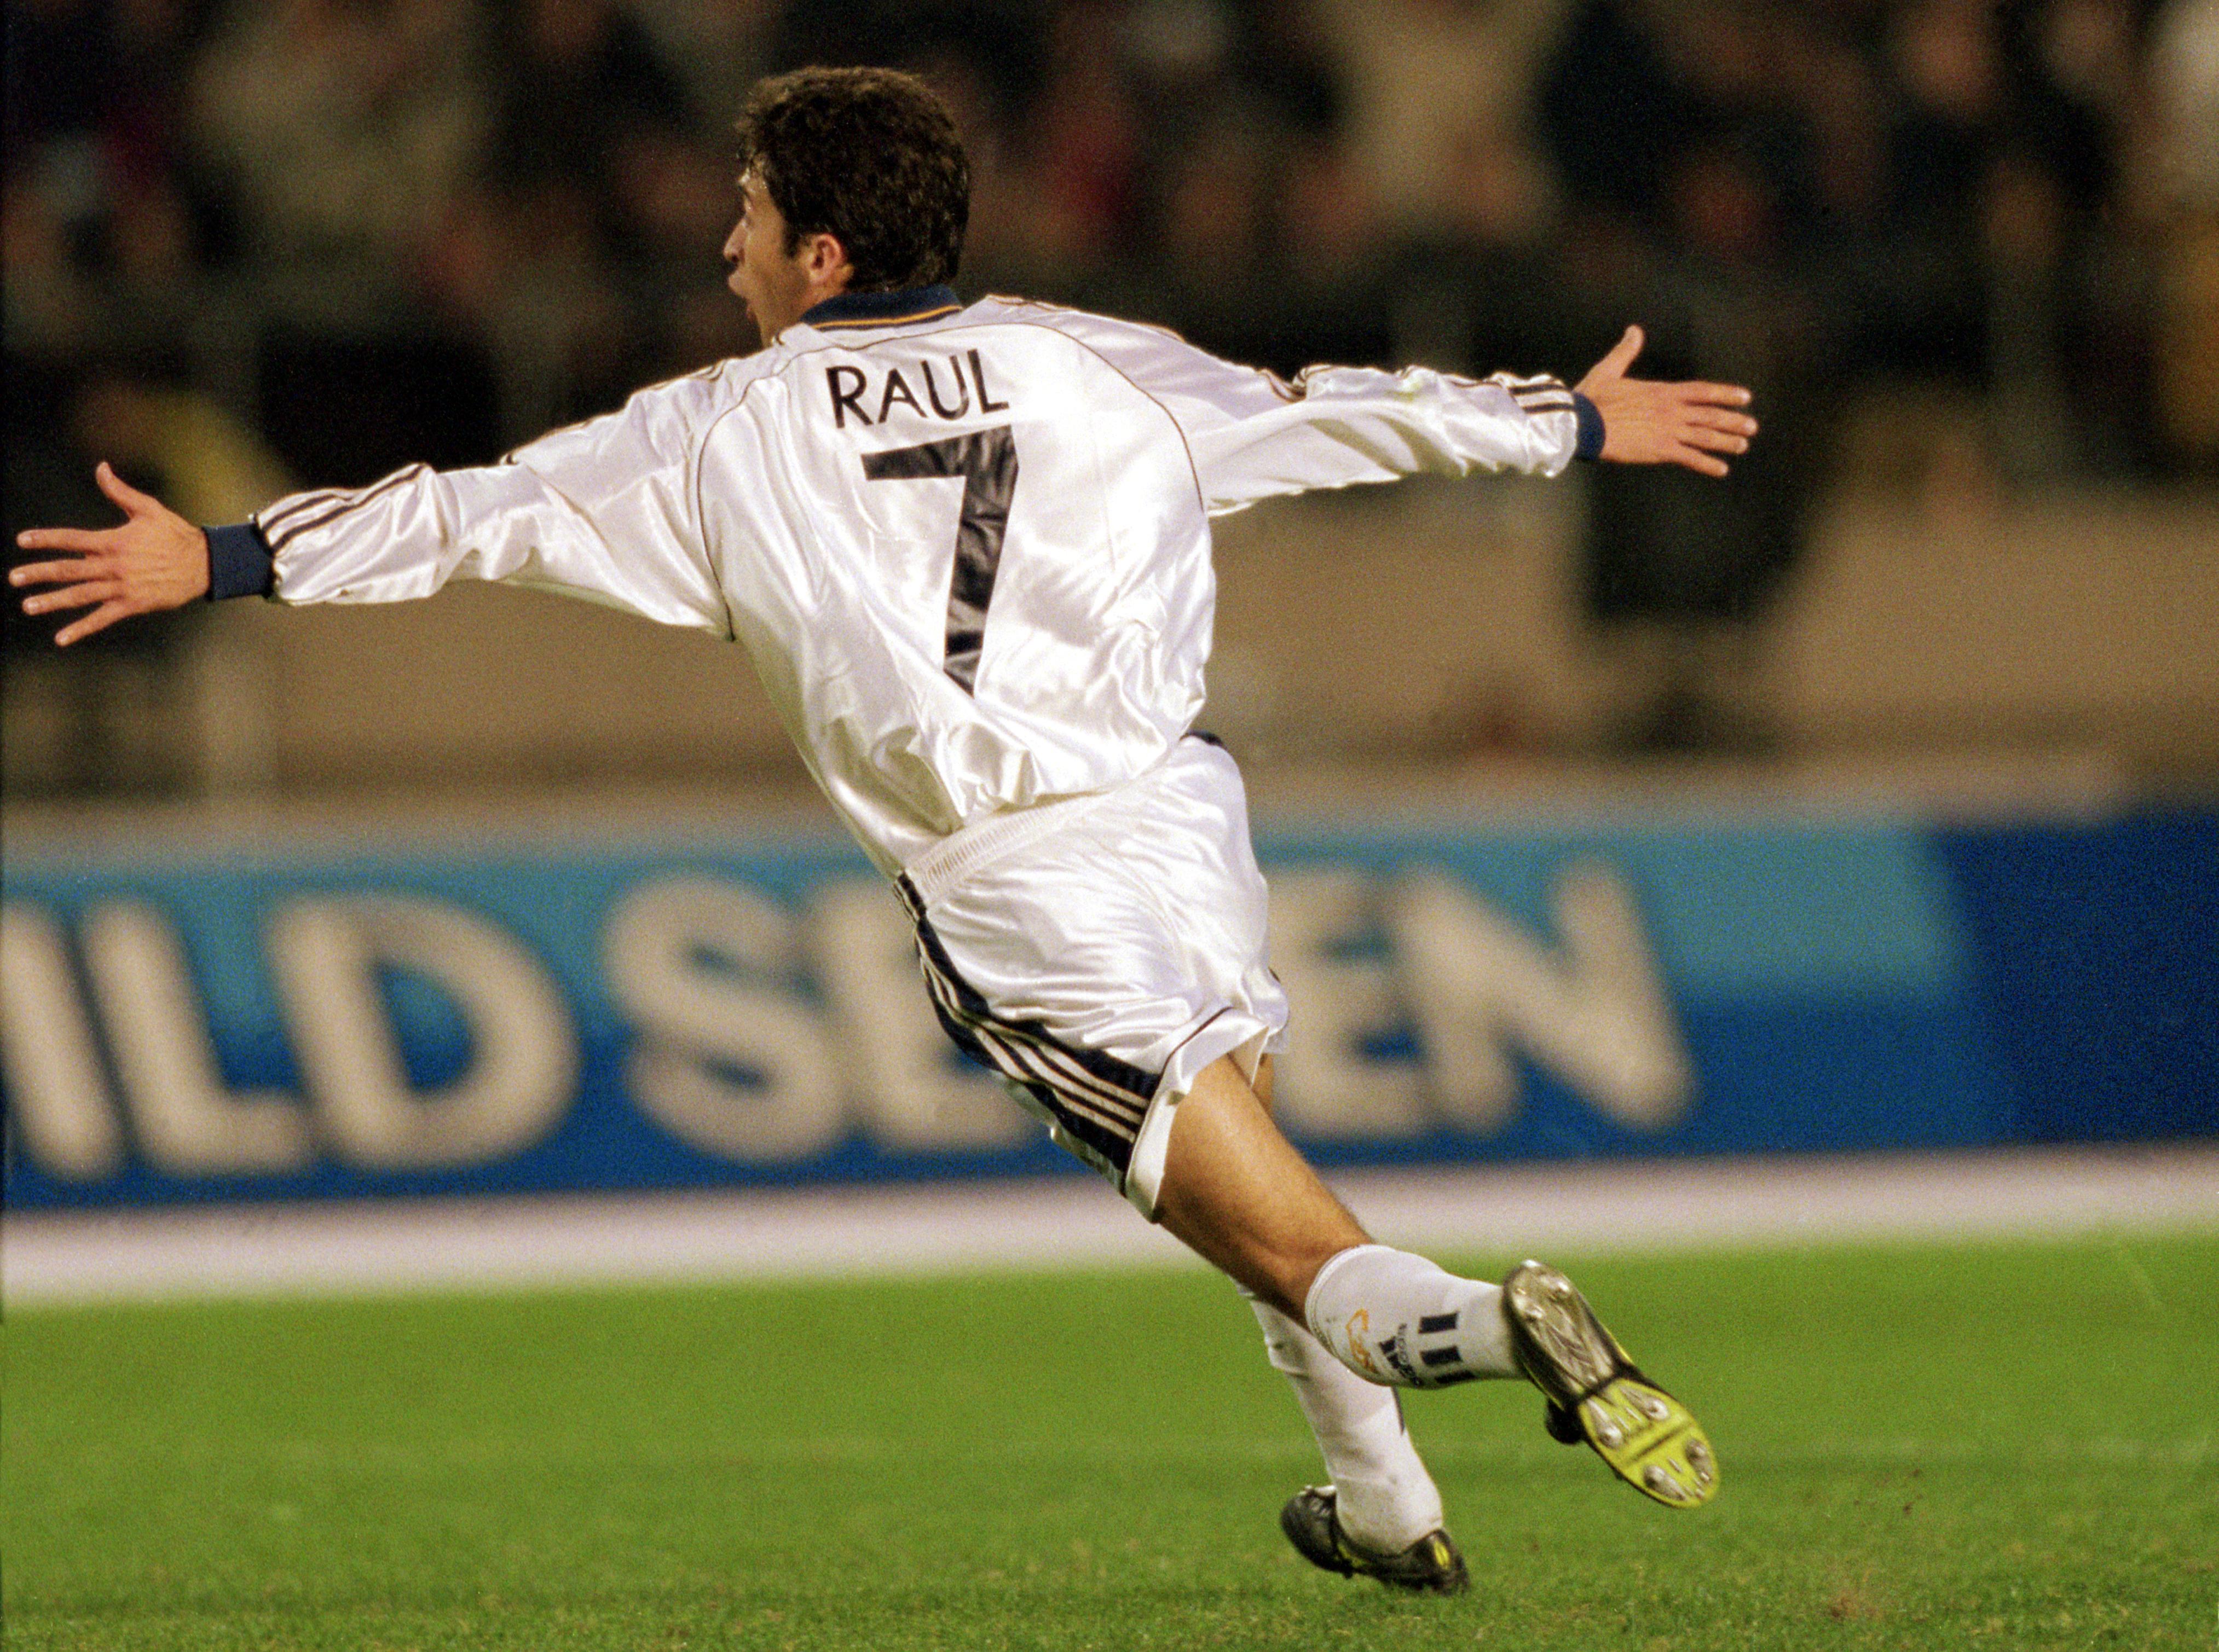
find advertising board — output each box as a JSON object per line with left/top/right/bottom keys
{"left": 5, "top": 811, "right": 2212, "bottom": 1208}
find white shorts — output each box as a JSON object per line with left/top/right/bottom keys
{"left": 894, "top": 736, "right": 1290, "bottom": 1219}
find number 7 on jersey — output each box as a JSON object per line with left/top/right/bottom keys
{"left": 863, "top": 427, "right": 1019, "bottom": 694}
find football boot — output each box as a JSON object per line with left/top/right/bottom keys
{"left": 1278, "top": 1485, "right": 1469, "bottom": 1595}
{"left": 1501, "top": 1260, "right": 1718, "bottom": 1509}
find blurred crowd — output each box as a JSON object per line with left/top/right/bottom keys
{"left": 4, "top": 0, "right": 2217, "bottom": 758}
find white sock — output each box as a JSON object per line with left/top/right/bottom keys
{"left": 1303, "top": 1244, "right": 1519, "bottom": 1390}
{"left": 1244, "top": 1290, "right": 1446, "bottom": 1554}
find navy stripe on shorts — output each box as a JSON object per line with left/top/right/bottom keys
{"left": 895, "top": 872, "right": 1160, "bottom": 1181}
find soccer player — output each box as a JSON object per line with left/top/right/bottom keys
{"left": 15, "top": 67, "right": 1752, "bottom": 1591}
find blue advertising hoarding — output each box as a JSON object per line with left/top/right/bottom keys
{"left": 5, "top": 809, "right": 2214, "bottom": 1209}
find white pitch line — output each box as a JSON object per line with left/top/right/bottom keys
{"left": 4, "top": 1144, "right": 2215, "bottom": 1307}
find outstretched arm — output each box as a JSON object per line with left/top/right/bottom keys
{"left": 12, "top": 464, "right": 212, "bottom": 646}
{"left": 1053, "top": 306, "right": 1758, "bottom": 514}
{"left": 1574, "top": 326, "right": 1756, "bottom": 478}
{"left": 14, "top": 374, "right": 731, "bottom": 648}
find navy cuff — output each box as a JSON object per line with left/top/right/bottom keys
{"left": 203, "top": 521, "right": 274, "bottom": 600}
{"left": 1571, "top": 393, "right": 1605, "bottom": 462}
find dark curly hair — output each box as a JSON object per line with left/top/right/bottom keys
{"left": 736, "top": 67, "right": 970, "bottom": 294}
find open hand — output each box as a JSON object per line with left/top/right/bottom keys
{"left": 11, "top": 463, "right": 210, "bottom": 646}
{"left": 1575, "top": 327, "right": 1758, "bottom": 478}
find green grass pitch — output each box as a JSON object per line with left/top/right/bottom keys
{"left": 6, "top": 1232, "right": 2215, "bottom": 1650}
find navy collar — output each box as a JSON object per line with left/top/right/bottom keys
{"left": 801, "top": 284, "right": 963, "bottom": 332}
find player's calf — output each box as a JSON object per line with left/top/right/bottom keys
{"left": 1244, "top": 1289, "right": 1447, "bottom": 1557}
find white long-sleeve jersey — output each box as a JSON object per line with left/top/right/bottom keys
{"left": 247, "top": 291, "right": 1585, "bottom": 873}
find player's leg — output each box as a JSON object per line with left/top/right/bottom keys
{"left": 901, "top": 737, "right": 1710, "bottom": 1512}
{"left": 1151, "top": 1052, "right": 1368, "bottom": 1314}
{"left": 1154, "top": 1053, "right": 1496, "bottom": 1583}
{"left": 1157, "top": 1056, "right": 1518, "bottom": 1379}
{"left": 1156, "top": 1054, "right": 1717, "bottom": 1510}
{"left": 1223, "top": 1058, "right": 1458, "bottom": 1583}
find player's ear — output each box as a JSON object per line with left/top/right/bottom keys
{"left": 802, "top": 230, "right": 853, "bottom": 288}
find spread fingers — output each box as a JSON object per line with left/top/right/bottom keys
{"left": 14, "top": 528, "right": 112, "bottom": 557}
{"left": 1681, "top": 425, "right": 1751, "bottom": 455}
{"left": 10, "top": 557, "right": 105, "bottom": 588}
{"left": 1686, "top": 406, "right": 1760, "bottom": 437}
{"left": 21, "top": 579, "right": 117, "bottom": 616}
{"left": 1678, "top": 381, "right": 1753, "bottom": 407}
{"left": 55, "top": 600, "right": 135, "bottom": 647}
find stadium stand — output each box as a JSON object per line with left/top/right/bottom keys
{"left": 4, "top": 0, "right": 2213, "bottom": 797}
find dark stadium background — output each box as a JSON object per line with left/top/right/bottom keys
{"left": 4, "top": 0, "right": 2215, "bottom": 795}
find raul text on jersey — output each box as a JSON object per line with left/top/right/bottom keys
{"left": 828, "top": 352, "right": 1009, "bottom": 430}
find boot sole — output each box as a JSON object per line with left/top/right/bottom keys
{"left": 1503, "top": 1261, "right": 1718, "bottom": 1509}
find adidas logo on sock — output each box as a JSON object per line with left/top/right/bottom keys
{"left": 1414, "top": 1312, "right": 1481, "bottom": 1387}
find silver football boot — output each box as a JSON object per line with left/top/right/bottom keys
{"left": 1500, "top": 1260, "right": 1718, "bottom": 1509}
